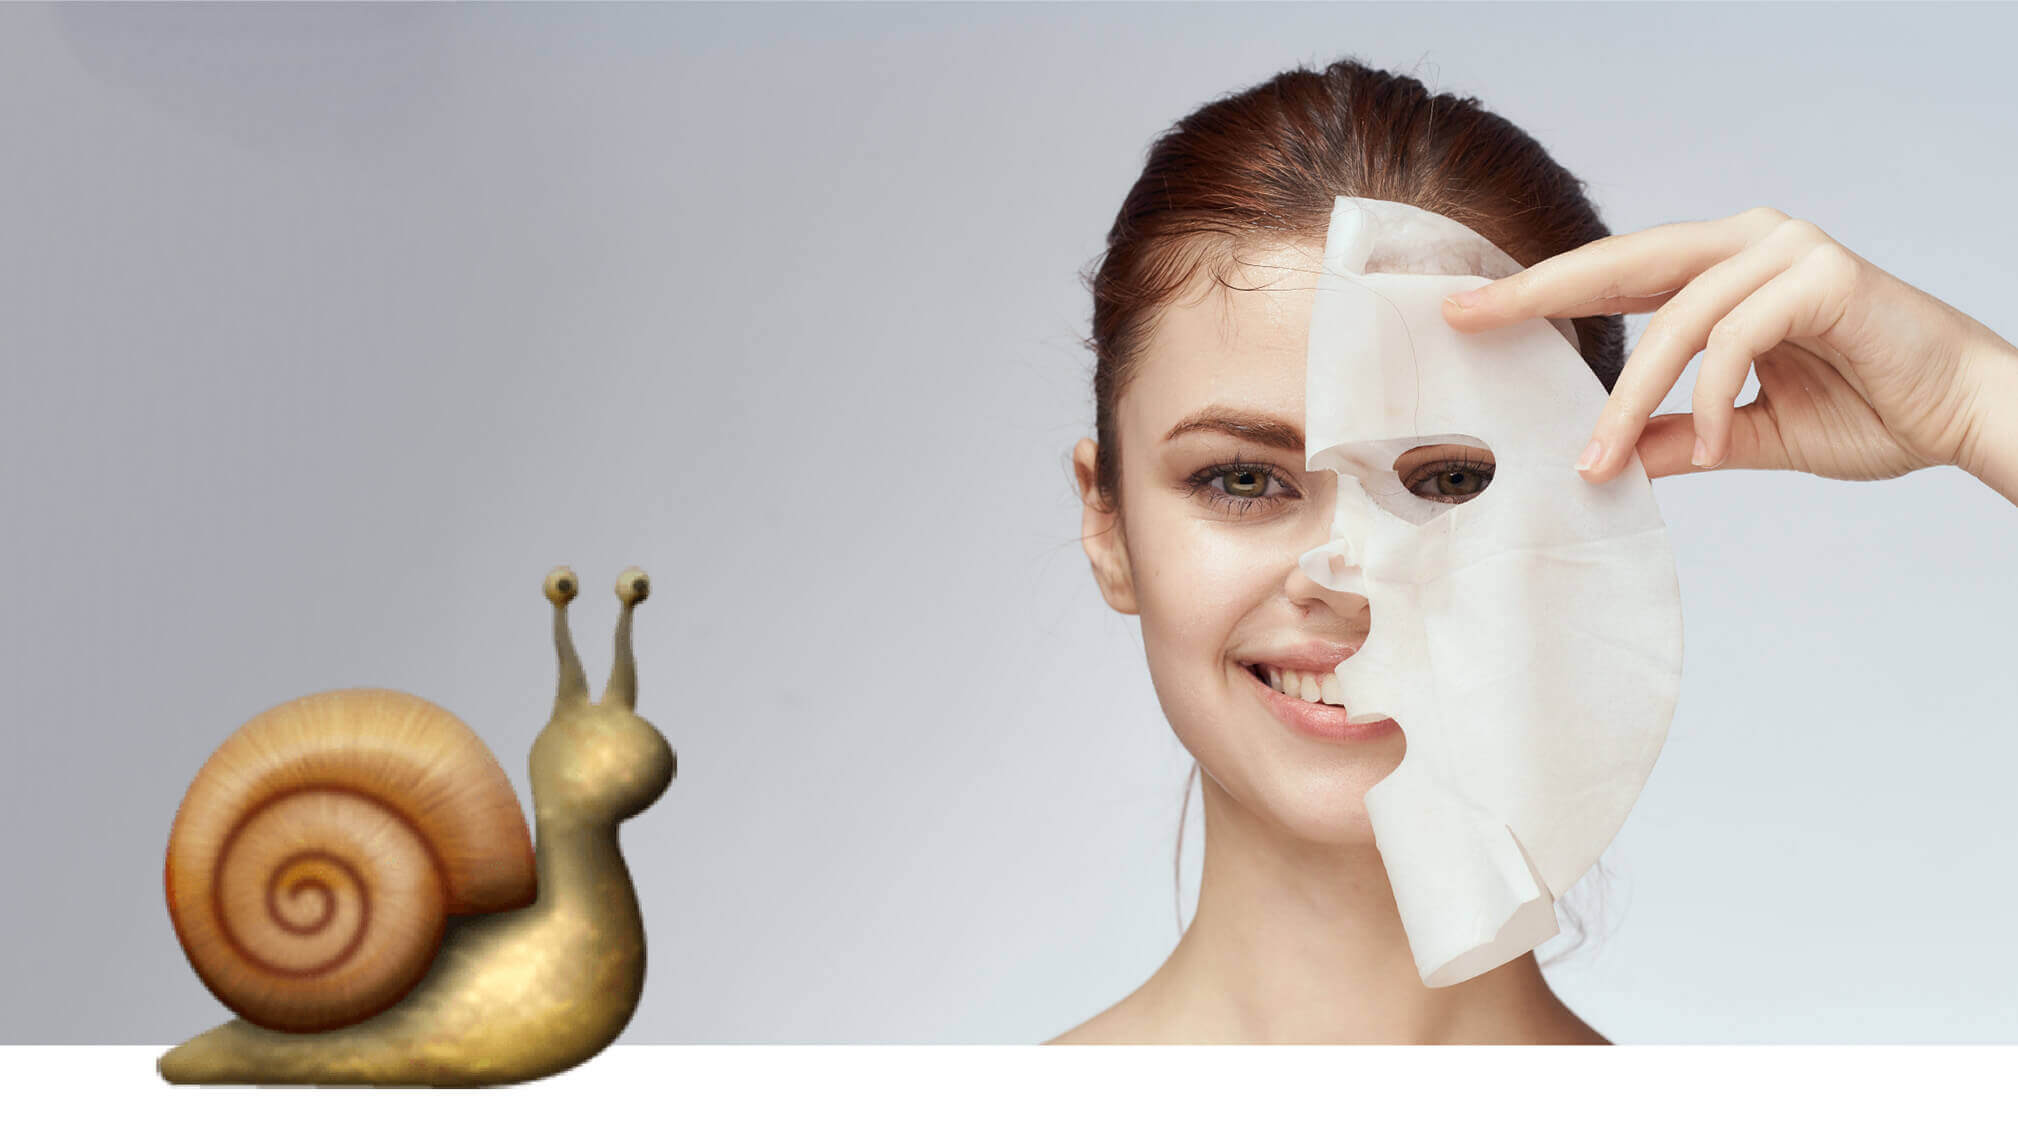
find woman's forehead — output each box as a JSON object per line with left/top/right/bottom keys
{"left": 1126, "top": 248, "right": 1318, "bottom": 440}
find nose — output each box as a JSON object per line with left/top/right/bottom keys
{"left": 1288, "top": 473, "right": 1370, "bottom": 613}
{"left": 1296, "top": 477, "right": 1367, "bottom": 590}
{"left": 1289, "top": 539, "right": 1368, "bottom": 617}
{"left": 1297, "top": 537, "right": 1361, "bottom": 594}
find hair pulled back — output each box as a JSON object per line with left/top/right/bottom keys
{"left": 1083, "top": 56, "right": 1625, "bottom": 515}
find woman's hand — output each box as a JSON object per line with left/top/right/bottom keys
{"left": 1440, "top": 206, "right": 2018, "bottom": 503}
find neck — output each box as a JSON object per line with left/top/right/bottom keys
{"left": 1132, "top": 772, "right": 1580, "bottom": 1043}
{"left": 531, "top": 811, "right": 639, "bottom": 920}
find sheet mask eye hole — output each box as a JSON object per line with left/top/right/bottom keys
{"left": 1393, "top": 441, "right": 1493, "bottom": 504}
{"left": 1312, "top": 435, "right": 1495, "bottom": 525}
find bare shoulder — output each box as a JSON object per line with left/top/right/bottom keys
{"left": 1044, "top": 990, "right": 1165, "bottom": 1044}
{"left": 1536, "top": 1006, "right": 1611, "bottom": 1045}
{"left": 1443, "top": 996, "right": 1613, "bottom": 1045}
{"left": 1043, "top": 1021, "right": 1099, "bottom": 1045}
{"left": 1045, "top": 1005, "right": 1142, "bottom": 1045}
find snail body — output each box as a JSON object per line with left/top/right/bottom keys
{"left": 156, "top": 567, "right": 677, "bottom": 1086}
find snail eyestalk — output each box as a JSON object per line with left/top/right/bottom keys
{"left": 544, "top": 566, "right": 588, "bottom": 711}
{"left": 604, "top": 568, "right": 649, "bottom": 711}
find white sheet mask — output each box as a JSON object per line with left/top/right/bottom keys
{"left": 1299, "top": 196, "right": 1684, "bottom": 987}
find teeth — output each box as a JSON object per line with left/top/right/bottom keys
{"left": 1254, "top": 664, "right": 1345, "bottom": 707}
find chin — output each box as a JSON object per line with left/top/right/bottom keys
{"left": 1149, "top": 659, "right": 1407, "bottom": 849}
{"left": 1182, "top": 719, "right": 1406, "bottom": 849}
{"left": 1213, "top": 752, "right": 1396, "bottom": 847}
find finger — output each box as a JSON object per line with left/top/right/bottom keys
{"left": 1634, "top": 413, "right": 1707, "bottom": 479}
{"left": 1540, "top": 289, "right": 1679, "bottom": 320}
{"left": 1585, "top": 220, "right": 1828, "bottom": 478}
{"left": 1635, "top": 406, "right": 1789, "bottom": 479}
{"left": 1692, "top": 243, "right": 1858, "bottom": 467}
{"left": 1444, "top": 206, "right": 1788, "bottom": 331}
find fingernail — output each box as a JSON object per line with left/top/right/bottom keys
{"left": 1446, "top": 289, "right": 1480, "bottom": 310}
{"left": 1575, "top": 438, "right": 1603, "bottom": 472}
{"left": 1691, "top": 437, "right": 1711, "bottom": 467}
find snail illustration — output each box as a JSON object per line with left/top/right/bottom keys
{"left": 156, "top": 566, "right": 677, "bottom": 1086}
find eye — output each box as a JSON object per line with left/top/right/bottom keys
{"left": 1393, "top": 444, "right": 1495, "bottom": 506}
{"left": 1183, "top": 459, "right": 1301, "bottom": 515}
{"left": 543, "top": 566, "right": 580, "bottom": 604}
{"left": 1403, "top": 460, "right": 1494, "bottom": 502}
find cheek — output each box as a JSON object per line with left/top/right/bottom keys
{"left": 1124, "top": 505, "right": 1404, "bottom": 847}
{"left": 1124, "top": 512, "right": 1272, "bottom": 722}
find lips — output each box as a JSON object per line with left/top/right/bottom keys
{"left": 1234, "top": 652, "right": 1401, "bottom": 743}
{"left": 1237, "top": 639, "right": 1360, "bottom": 673}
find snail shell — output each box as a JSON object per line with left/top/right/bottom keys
{"left": 163, "top": 687, "right": 536, "bottom": 1034}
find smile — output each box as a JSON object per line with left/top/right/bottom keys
{"left": 1238, "top": 661, "right": 1402, "bottom": 743}
{"left": 1244, "top": 662, "right": 1343, "bottom": 706}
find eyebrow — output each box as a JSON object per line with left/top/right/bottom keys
{"left": 1162, "top": 407, "right": 1304, "bottom": 450}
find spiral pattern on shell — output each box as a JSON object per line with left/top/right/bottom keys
{"left": 164, "top": 688, "right": 536, "bottom": 1033}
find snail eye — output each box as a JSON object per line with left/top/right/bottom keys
{"left": 544, "top": 567, "right": 580, "bottom": 604}
{"left": 616, "top": 567, "right": 650, "bottom": 603}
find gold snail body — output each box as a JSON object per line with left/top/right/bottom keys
{"left": 157, "top": 567, "right": 677, "bottom": 1086}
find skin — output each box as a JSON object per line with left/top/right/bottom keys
{"left": 1053, "top": 207, "right": 2018, "bottom": 1044}
{"left": 1056, "top": 240, "right": 1603, "bottom": 1044}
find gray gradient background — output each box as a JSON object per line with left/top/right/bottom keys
{"left": 5, "top": 1, "right": 2015, "bottom": 1044}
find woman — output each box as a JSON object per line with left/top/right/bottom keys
{"left": 1050, "top": 57, "right": 2017, "bottom": 1045}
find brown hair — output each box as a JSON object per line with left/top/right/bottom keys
{"left": 1083, "top": 55, "right": 1625, "bottom": 515}
{"left": 1083, "top": 56, "right": 1619, "bottom": 965}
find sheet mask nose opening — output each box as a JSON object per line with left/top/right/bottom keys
{"left": 1298, "top": 540, "right": 1362, "bottom": 592}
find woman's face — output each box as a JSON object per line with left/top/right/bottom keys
{"left": 1074, "top": 242, "right": 1495, "bottom": 846}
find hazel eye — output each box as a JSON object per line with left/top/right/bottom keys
{"left": 1392, "top": 443, "right": 1496, "bottom": 507}
{"left": 1407, "top": 463, "right": 1493, "bottom": 501}
{"left": 1183, "top": 459, "right": 1299, "bottom": 515}
{"left": 1219, "top": 466, "right": 1270, "bottom": 498}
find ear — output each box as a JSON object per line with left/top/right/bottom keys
{"left": 1072, "top": 438, "right": 1138, "bottom": 615}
